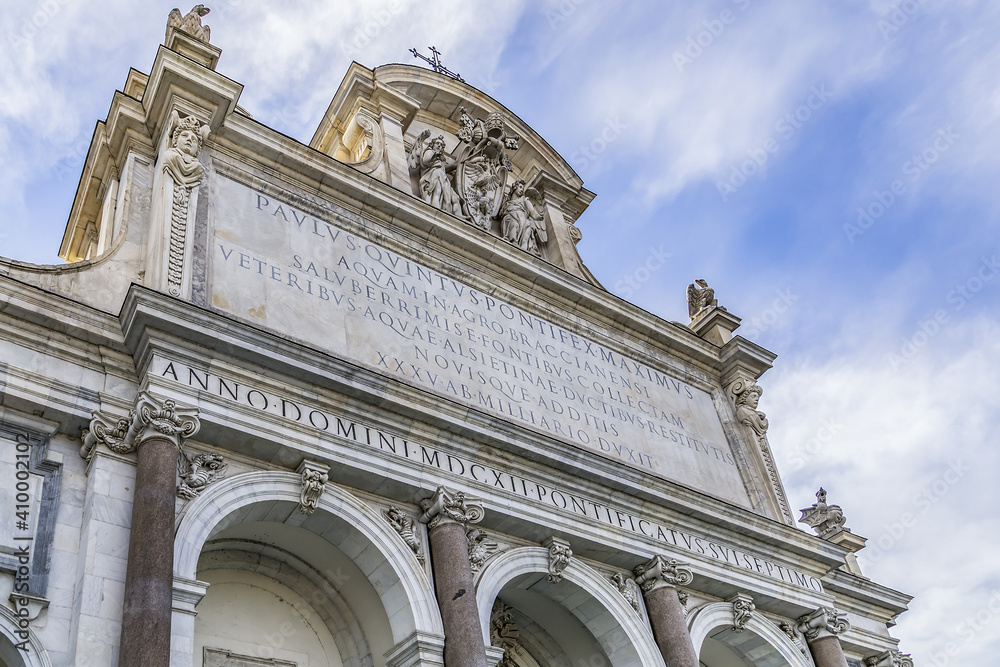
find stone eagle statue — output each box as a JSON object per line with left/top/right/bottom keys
{"left": 687, "top": 278, "right": 718, "bottom": 319}
{"left": 167, "top": 5, "right": 212, "bottom": 44}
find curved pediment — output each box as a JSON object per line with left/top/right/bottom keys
{"left": 311, "top": 63, "right": 599, "bottom": 285}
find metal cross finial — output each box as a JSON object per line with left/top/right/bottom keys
{"left": 409, "top": 45, "right": 465, "bottom": 82}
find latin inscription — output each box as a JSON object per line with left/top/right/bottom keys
{"left": 208, "top": 178, "right": 750, "bottom": 506}
{"left": 157, "top": 358, "right": 823, "bottom": 592}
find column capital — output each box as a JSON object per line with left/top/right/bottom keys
{"left": 633, "top": 555, "right": 694, "bottom": 594}
{"left": 80, "top": 391, "right": 200, "bottom": 460}
{"left": 797, "top": 606, "right": 851, "bottom": 642}
{"left": 133, "top": 391, "right": 200, "bottom": 449}
{"left": 865, "top": 649, "right": 913, "bottom": 667}
{"left": 418, "top": 486, "right": 485, "bottom": 531}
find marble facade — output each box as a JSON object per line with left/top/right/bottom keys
{"left": 0, "top": 9, "right": 912, "bottom": 667}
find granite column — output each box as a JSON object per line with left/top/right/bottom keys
{"left": 797, "top": 607, "right": 852, "bottom": 667}
{"left": 117, "top": 393, "right": 200, "bottom": 667}
{"left": 633, "top": 555, "right": 698, "bottom": 667}
{"left": 419, "top": 486, "right": 488, "bottom": 667}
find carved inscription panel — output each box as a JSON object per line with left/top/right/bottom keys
{"left": 208, "top": 177, "right": 751, "bottom": 507}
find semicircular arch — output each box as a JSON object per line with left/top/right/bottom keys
{"left": 475, "top": 546, "right": 664, "bottom": 667}
{"left": 688, "top": 602, "right": 812, "bottom": 667}
{"left": 173, "top": 470, "right": 443, "bottom": 642}
{"left": 0, "top": 605, "right": 52, "bottom": 667}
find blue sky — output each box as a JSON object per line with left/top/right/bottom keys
{"left": 2, "top": 1, "right": 999, "bottom": 663}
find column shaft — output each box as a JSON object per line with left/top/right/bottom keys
{"left": 118, "top": 436, "right": 178, "bottom": 667}
{"left": 427, "top": 521, "right": 487, "bottom": 667}
{"left": 807, "top": 635, "right": 850, "bottom": 667}
{"left": 644, "top": 587, "right": 699, "bottom": 667}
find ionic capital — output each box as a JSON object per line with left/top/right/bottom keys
{"left": 865, "top": 649, "right": 913, "bottom": 667}
{"left": 80, "top": 391, "right": 200, "bottom": 460}
{"left": 418, "top": 485, "right": 485, "bottom": 531}
{"left": 632, "top": 555, "right": 694, "bottom": 594}
{"left": 797, "top": 606, "right": 850, "bottom": 642}
{"left": 133, "top": 391, "right": 200, "bottom": 449}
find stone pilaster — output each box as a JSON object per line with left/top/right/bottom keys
{"left": 633, "top": 555, "right": 698, "bottom": 667}
{"left": 117, "top": 392, "right": 200, "bottom": 667}
{"left": 418, "top": 486, "right": 488, "bottom": 667}
{"left": 797, "top": 607, "right": 852, "bottom": 667}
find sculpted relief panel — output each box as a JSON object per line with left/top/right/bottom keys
{"left": 407, "top": 108, "right": 547, "bottom": 256}
{"left": 207, "top": 177, "right": 753, "bottom": 508}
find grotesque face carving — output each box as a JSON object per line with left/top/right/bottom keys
{"left": 174, "top": 128, "right": 200, "bottom": 157}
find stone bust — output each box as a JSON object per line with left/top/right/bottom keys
{"left": 162, "top": 113, "right": 209, "bottom": 187}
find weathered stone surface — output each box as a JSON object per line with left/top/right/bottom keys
{"left": 208, "top": 176, "right": 752, "bottom": 508}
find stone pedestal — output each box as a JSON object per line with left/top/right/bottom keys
{"left": 419, "top": 486, "right": 488, "bottom": 667}
{"left": 633, "top": 555, "right": 698, "bottom": 667}
{"left": 798, "top": 607, "right": 851, "bottom": 667}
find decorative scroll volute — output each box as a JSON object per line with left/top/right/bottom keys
{"left": 632, "top": 555, "right": 694, "bottom": 594}
{"left": 418, "top": 485, "right": 485, "bottom": 531}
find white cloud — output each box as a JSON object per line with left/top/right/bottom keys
{"left": 768, "top": 315, "right": 1000, "bottom": 664}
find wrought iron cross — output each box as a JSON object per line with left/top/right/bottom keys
{"left": 409, "top": 46, "right": 465, "bottom": 82}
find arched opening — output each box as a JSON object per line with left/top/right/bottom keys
{"left": 688, "top": 603, "right": 810, "bottom": 667}
{"left": 476, "top": 547, "right": 664, "bottom": 667}
{"left": 698, "top": 630, "right": 792, "bottom": 667}
{"left": 172, "top": 471, "right": 444, "bottom": 667}
{"left": 0, "top": 606, "right": 51, "bottom": 667}
{"left": 0, "top": 636, "right": 28, "bottom": 667}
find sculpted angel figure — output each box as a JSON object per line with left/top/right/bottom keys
{"left": 408, "top": 129, "right": 463, "bottom": 216}
{"left": 167, "top": 5, "right": 211, "bottom": 43}
{"left": 500, "top": 180, "right": 547, "bottom": 255}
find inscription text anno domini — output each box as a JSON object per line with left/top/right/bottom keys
{"left": 208, "top": 177, "right": 751, "bottom": 507}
